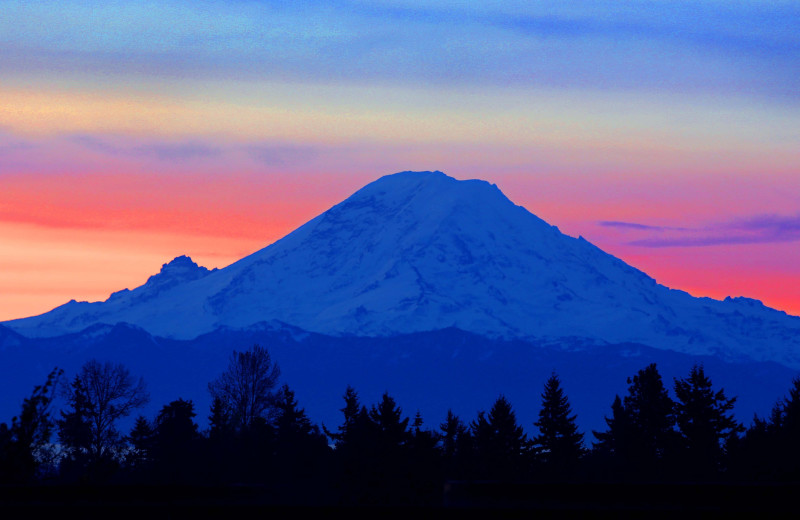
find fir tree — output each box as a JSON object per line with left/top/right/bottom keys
{"left": 624, "top": 364, "right": 678, "bottom": 464}
{"left": 0, "top": 368, "right": 62, "bottom": 483}
{"left": 673, "top": 364, "right": 742, "bottom": 478}
{"left": 57, "top": 374, "right": 94, "bottom": 471}
{"left": 755, "top": 377, "right": 800, "bottom": 479}
{"left": 126, "top": 415, "right": 154, "bottom": 468}
{"left": 440, "top": 410, "right": 465, "bottom": 459}
{"left": 151, "top": 399, "right": 200, "bottom": 483}
{"left": 532, "top": 373, "right": 584, "bottom": 473}
{"left": 369, "top": 392, "right": 411, "bottom": 451}
{"left": 154, "top": 399, "right": 199, "bottom": 446}
{"left": 592, "top": 364, "right": 678, "bottom": 480}
{"left": 273, "top": 383, "right": 319, "bottom": 443}
{"left": 471, "top": 395, "right": 528, "bottom": 479}
{"left": 207, "top": 396, "right": 234, "bottom": 442}
{"left": 439, "top": 410, "right": 472, "bottom": 479}
{"left": 592, "top": 395, "right": 634, "bottom": 460}
{"left": 323, "top": 385, "right": 367, "bottom": 450}
{"left": 409, "top": 411, "right": 439, "bottom": 457}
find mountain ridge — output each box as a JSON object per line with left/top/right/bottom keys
{"left": 5, "top": 171, "right": 800, "bottom": 368}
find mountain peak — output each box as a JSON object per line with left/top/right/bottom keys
{"left": 142, "top": 255, "right": 214, "bottom": 291}
{"left": 5, "top": 171, "right": 800, "bottom": 369}
{"left": 332, "top": 170, "right": 518, "bottom": 232}
{"left": 157, "top": 255, "right": 207, "bottom": 275}
{"left": 105, "top": 255, "right": 214, "bottom": 304}
{"left": 359, "top": 170, "right": 499, "bottom": 196}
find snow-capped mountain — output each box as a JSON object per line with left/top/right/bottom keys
{"left": 5, "top": 171, "right": 800, "bottom": 367}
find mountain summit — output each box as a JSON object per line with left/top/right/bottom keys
{"left": 5, "top": 171, "right": 800, "bottom": 367}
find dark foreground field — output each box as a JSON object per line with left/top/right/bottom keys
{"left": 2, "top": 483, "right": 799, "bottom": 517}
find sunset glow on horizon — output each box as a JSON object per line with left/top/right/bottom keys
{"left": 2, "top": 1, "right": 798, "bottom": 321}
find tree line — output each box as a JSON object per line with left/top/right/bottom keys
{"left": 2, "top": 344, "right": 800, "bottom": 504}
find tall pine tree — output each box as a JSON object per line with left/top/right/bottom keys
{"left": 673, "top": 364, "right": 742, "bottom": 478}
{"left": 592, "top": 364, "right": 678, "bottom": 480}
{"left": 471, "top": 395, "right": 528, "bottom": 480}
{"left": 532, "top": 373, "right": 584, "bottom": 475}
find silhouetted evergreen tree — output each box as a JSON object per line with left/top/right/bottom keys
{"left": 405, "top": 411, "right": 442, "bottom": 505}
{"left": 57, "top": 374, "right": 95, "bottom": 480}
{"left": 439, "top": 410, "right": 473, "bottom": 479}
{"left": 411, "top": 411, "right": 440, "bottom": 453}
{"left": 325, "top": 387, "right": 376, "bottom": 503}
{"left": 369, "top": 392, "right": 411, "bottom": 452}
{"left": 532, "top": 373, "right": 584, "bottom": 478}
{"left": 204, "top": 396, "right": 236, "bottom": 484}
{"left": 440, "top": 410, "right": 464, "bottom": 458}
{"left": 741, "top": 377, "right": 800, "bottom": 480}
{"left": 324, "top": 386, "right": 371, "bottom": 452}
{"left": 274, "top": 386, "right": 328, "bottom": 460}
{"left": 150, "top": 399, "right": 201, "bottom": 483}
{"left": 266, "top": 384, "right": 330, "bottom": 501}
{"left": 439, "top": 410, "right": 474, "bottom": 478}
{"left": 207, "top": 396, "right": 233, "bottom": 441}
{"left": 729, "top": 413, "right": 777, "bottom": 481}
{"left": 0, "top": 368, "right": 62, "bottom": 483}
{"left": 274, "top": 384, "right": 317, "bottom": 442}
{"left": 331, "top": 391, "right": 419, "bottom": 505}
{"left": 236, "top": 415, "right": 277, "bottom": 483}
{"left": 593, "top": 364, "right": 677, "bottom": 480}
{"left": 673, "top": 364, "right": 742, "bottom": 479}
{"left": 775, "top": 377, "right": 800, "bottom": 475}
{"left": 593, "top": 395, "right": 632, "bottom": 455}
{"left": 471, "top": 395, "right": 528, "bottom": 480}
{"left": 126, "top": 415, "right": 154, "bottom": 470}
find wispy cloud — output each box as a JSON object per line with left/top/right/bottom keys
{"left": 245, "top": 144, "right": 321, "bottom": 166}
{"left": 67, "top": 135, "right": 220, "bottom": 161}
{"left": 599, "top": 221, "right": 685, "bottom": 232}
{"left": 609, "top": 214, "right": 800, "bottom": 248}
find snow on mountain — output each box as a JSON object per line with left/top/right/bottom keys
{"left": 5, "top": 171, "right": 800, "bottom": 367}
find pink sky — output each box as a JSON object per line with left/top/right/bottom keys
{"left": 2, "top": 163, "right": 798, "bottom": 321}
{"left": 2, "top": 2, "right": 798, "bottom": 322}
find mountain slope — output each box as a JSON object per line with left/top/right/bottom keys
{"left": 5, "top": 171, "right": 800, "bottom": 367}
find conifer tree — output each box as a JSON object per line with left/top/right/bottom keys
{"left": 593, "top": 364, "right": 677, "bottom": 479}
{"left": 440, "top": 410, "right": 467, "bottom": 458}
{"left": 440, "top": 410, "right": 472, "bottom": 478}
{"left": 673, "top": 364, "right": 742, "bottom": 478}
{"left": 273, "top": 384, "right": 319, "bottom": 443}
{"left": 324, "top": 385, "right": 368, "bottom": 450}
{"left": 57, "top": 375, "right": 94, "bottom": 471}
{"left": 127, "top": 415, "right": 154, "bottom": 468}
{"left": 0, "top": 368, "right": 62, "bottom": 483}
{"left": 592, "top": 395, "right": 633, "bottom": 458}
{"left": 154, "top": 399, "right": 199, "bottom": 447}
{"left": 151, "top": 399, "right": 200, "bottom": 483}
{"left": 409, "top": 411, "right": 438, "bottom": 457}
{"left": 624, "top": 363, "right": 677, "bottom": 463}
{"left": 207, "top": 396, "right": 233, "bottom": 441}
{"left": 471, "top": 395, "right": 528, "bottom": 479}
{"left": 756, "top": 377, "right": 800, "bottom": 479}
{"left": 369, "top": 392, "right": 411, "bottom": 451}
{"left": 532, "top": 373, "right": 584, "bottom": 471}
{"left": 270, "top": 384, "right": 328, "bottom": 485}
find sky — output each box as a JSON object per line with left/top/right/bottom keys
{"left": 1, "top": 0, "right": 799, "bottom": 321}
